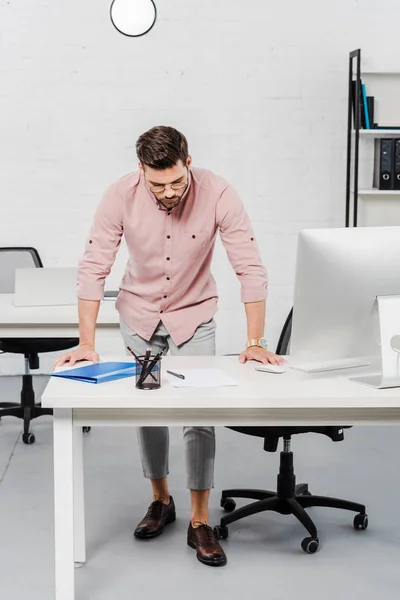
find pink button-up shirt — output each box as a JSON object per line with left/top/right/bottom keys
{"left": 77, "top": 167, "right": 268, "bottom": 346}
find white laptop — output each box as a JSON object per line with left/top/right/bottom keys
{"left": 14, "top": 267, "right": 78, "bottom": 307}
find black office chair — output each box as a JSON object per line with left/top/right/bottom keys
{"left": 0, "top": 247, "right": 80, "bottom": 444}
{"left": 216, "top": 310, "right": 367, "bottom": 554}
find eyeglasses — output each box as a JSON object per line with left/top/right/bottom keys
{"left": 147, "top": 167, "right": 189, "bottom": 195}
{"left": 149, "top": 181, "right": 187, "bottom": 194}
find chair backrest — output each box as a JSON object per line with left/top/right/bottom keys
{"left": 276, "top": 308, "right": 293, "bottom": 355}
{"left": 225, "top": 309, "right": 351, "bottom": 448}
{"left": 0, "top": 247, "right": 43, "bottom": 293}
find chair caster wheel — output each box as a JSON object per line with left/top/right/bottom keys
{"left": 22, "top": 433, "right": 35, "bottom": 445}
{"left": 221, "top": 498, "right": 236, "bottom": 513}
{"left": 213, "top": 525, "right": 229, "bottom": 540}
{"left": 82, "top": 427, "right": 91, "bottom": 433}
{"left": 354, "top": 513, "right": 368, "bottom": 530}
{"left": 301, "top": 537, "right": 319, "bottom": 554}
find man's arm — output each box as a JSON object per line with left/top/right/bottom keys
{"left": 54, "top": 184, "right": 123, "bottom": 367}
{"left": 77, "top": 182, "right": 124, "bottom": 303}
{"left": 78, "top": 298, "right": 101, "bottom": 349}
{"left": 216, "top": 186, "right": 285, "bottom": 365}
{"left": 54, "top": 298, "right": 101, "bottom": 367}
{"left": 245, "top": 299, "right": 266, "bottom": 340}
{"left": 242, "top": 299, "right": 285, "bottom": 365}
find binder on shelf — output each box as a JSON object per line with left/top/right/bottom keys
{"left": 351, "top": 80, "right": 366, "bottom": 129}
{"left": 394, "top": 139, "right": 400, "bottom": 190}
{"left": 367, "top": 97, "right": 374, "bottom": 129}
{"left": 374, "top": 138, "right": 394, "bottom": 190}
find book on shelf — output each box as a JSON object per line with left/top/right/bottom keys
{"left": 361, "top": 84, "right": 370, "bottom": 129}
{"left": 352, "top": 79, "right": 373, "bottom": 129}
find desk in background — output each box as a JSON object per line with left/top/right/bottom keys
{"left": 0, "top": 294, "right": 124, "bottom": 360}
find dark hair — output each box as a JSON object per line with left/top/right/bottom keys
{"left": 136, "top": 126, "right": 189, "bottom": 170}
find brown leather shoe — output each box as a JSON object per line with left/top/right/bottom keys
{"left": 134, "top": 497, "right": 176, "bottom": 539}
{"left": 187, "top": 522, "right": 227, "bottom": 567}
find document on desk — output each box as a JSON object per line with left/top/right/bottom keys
{"left": 166, "top": 369, "right": 238, "bottom": 388}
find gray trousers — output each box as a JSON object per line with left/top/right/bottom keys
{"left": 120, "top": 318, "right": 217, "bottom": 490}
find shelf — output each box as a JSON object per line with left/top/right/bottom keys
{"left": 352, "top": 189, "right": 400, "bottom": 195}
{"left": 361, "top": 71, "right": 400, "bottom": 76}
{"left": 354, "top": 130, "right": 400, "bottom": 136}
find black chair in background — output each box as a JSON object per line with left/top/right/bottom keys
{"left": 216, "top": 309, "right": 368, "bottom": 554}
{"left": 0, "top": 247, "right": 80, "bottom": 444}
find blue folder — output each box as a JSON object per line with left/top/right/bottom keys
{"left": 52, "top": 361, "right": 140, "bottom": 384}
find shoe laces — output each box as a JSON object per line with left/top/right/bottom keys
{"left": 146, "top": 498, "right": 164, "bottom": 519}
{"left": 193, "top": 522, "right": 216, "bottom": 543}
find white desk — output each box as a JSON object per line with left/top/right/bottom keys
{"left": 0, "top": 294, "right": 124, "bottom": 365}
{"left": 0, "top": 293, "right": 119, "bottom": 339}
{"left": 42, "top": 355, "right": 400, "bottom": 600}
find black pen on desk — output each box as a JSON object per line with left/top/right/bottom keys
{"left": 139, "top": 347, "right": 151, "bottom": 381}
{"left": 127, "top": 346, "right": 157, "bottom": 382}
{"left": 166, "top": 370, "right": 185, "bottom": 380}
{"left": 140, "top": 351, "right": 163, "bottom": 383}
{"left": 143, "top": 347, "right": 151, "bottom": 368}
{"left": 127, "top": 346, "right": 142, "bottom": 364}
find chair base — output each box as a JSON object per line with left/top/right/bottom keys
{"left": 0, "top": 375, "right": 90, "bottom": 444}
{"left": 217, "top": 449, "right": 367, "bottom": 553}
{"left": 0, "top": 403, "right": 53, "bottom": 444}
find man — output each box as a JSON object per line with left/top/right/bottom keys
{"left": 56, "top": 126, "right": 285, "bottom": 567}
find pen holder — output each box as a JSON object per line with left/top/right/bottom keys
{"left": 135, "top": 355, "right": 162, "bottom": 390}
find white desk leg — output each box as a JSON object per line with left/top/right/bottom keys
{"left": 73, "top": 426, "right": 86, "bottom": 566}
{"left": 53, "top": 408, "right": 75, "bottom": 600}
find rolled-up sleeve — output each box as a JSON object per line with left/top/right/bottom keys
{"left": 77, "top": 183, "right": 124, "bottom": 300}
{"left": 216, "top": 186, "right": 268, "bottom": 303}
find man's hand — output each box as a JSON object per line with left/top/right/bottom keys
{"left": 239, "top": 346, "right": 287, "bottom": 365}
{"left": 54, "top": 344, "right": 100, "bottom": 368}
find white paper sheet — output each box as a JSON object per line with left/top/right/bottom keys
{"left": 165, "top": 368, "right": 238, "bottom": 388}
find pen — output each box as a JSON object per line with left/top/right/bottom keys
{"left": 166, "top": 370, "right": 185, "bottom": 380}
{"left": 127, "top": 346, "right": 157, "bottom": 382}
{"left": 140, "top": 351, "right": 163, "bottom": 383}
{"left": 137, "top": 347, "right": 153, "bottom": 386}
{"left": 127, "top": 346, "right": 142, "bottom": 364}
{"left": 143, "top": 347, "right": 151, "bottom": 367}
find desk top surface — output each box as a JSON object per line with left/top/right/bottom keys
{"left": 41, "top": 355, "right": 400, "bottom": 410}
{"left": 0, "top": 294, "right": 119, "bottom": 325}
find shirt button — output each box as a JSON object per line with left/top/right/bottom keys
{"left": 160, "top": 310, "right": 164, "bottom": 314}
{"left": 166, "top": 276, "right": 170, "bottom": 281}
{"left": 167, "top": 235, "right": 171, "bottom": 239}
{"left": 89, "top": 240, "right": 92, "bottom": 244}
{"left": 168, "top": 212, "right": 171, "bottom": 216}
{"left": 251, "top": 237, "right": 254, "bottom": 241}
{"left": 192, "top": 234, "right": 196, "bottom": 239}
{"left": 164, "top": 295, "right": 167, "bottom": 298}
{"left": 166, "top": 257, "right": 170, "bottom": 261}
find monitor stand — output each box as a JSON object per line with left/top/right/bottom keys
{"left": 351, "top": 295, "right": 400, "bottom": 389}
{"left": 352, "top": 374, "right": 400, "bottom": 389}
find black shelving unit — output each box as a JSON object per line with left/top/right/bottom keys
{"left": 345, "top": 49, "right": 361, "bottom": 228}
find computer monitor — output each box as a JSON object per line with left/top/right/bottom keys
{"left": 14, "top": 267, "right": 78, "bottom": 306}
{"left": 289, "top": 226, "right": 400, "bottom": 379}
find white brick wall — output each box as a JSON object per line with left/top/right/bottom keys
{"left": 1, "top": 0, "right": 399, "bottom": 360}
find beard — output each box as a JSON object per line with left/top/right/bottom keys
{"left": 158, "top": 196, "right": 181, "bottom": 210}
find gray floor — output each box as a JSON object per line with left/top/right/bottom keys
{"left": 1, "top": 375, "right": 400, "bottom": 599}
